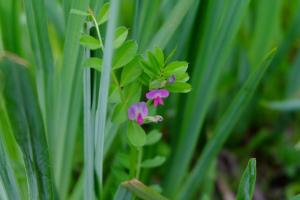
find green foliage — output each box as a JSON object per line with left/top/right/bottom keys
{"left": 1, "top": 0, "right": 300, "bottom": 199}
{"left": 236, "top": 159, "right": 256, "bottom": 200}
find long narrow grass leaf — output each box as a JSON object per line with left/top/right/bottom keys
{"left": 164, "top": 0, "right": 250, "bottom": 194}
{"left": 95, "top": 0, "right": 119, "bottom": 193}
{"left": 177, "top": 49, "right": 276, "bottom": 199}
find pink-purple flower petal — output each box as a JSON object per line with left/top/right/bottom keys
{"left": 127, "top": 102, "right": 148, "bottom": 125}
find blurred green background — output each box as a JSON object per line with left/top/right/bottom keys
{"left": 0, "top": 0, "right": 300, "bottom": 199}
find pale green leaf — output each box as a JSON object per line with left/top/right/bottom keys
{"left": 141, "top": 156, "right": 166, "bottom": 168}
{"left": 80, "top": 34, "right": 101, "bottom": 50}
{"left": 127, "top": 121, "right": 146, "bottom": 147}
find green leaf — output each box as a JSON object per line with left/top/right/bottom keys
{"left": 83, "top": 57, "right": 103, "bottom": 71}
{"left": 236, "top": 158, "right": 256, "bottom": 200}
{"left": 127, "top": 121, "right": 146, "bottom": 147}
{"left": 178, "top": 49, "right": 276, "bottom": 199}
{"left": 164, "top": 61, "right": 188, "bottom": 76}
{"left": 149, "top": 79, "right": 166, "bottom": 90}
{"left": 164, "top": 0, "right": 252, "bottom": 195}
{"left": 96, "top": 2, "right": 110, "bottom": 25}
{"left": 116, "top": 153, "right": 130, "bottom": 169}
{"left": 165, "top": 82, "right": 191, "bottom": 93}
{"left": 165, "top": 47, "right": 177, "bottom": 64}
{"left": 94, "top": 0, "right": 120, "bottom": 193}
{"left": 175, "top": 73, "right": 190, "bottom": 82}
{"left": 124, "top": 82, "right": 141, "bottom": 106}
{"left": 113, "top": 40, "right": 138, "bottom": 69}
{"left": 141, "top": 156, "right": 166, "bottom": 168}
{"left": 80, "top": 34, "right": 101, "bottom": 50}
{"left": 120, "top": 57, "right": 142, "bottom": 86}
{"left": 154, "top": 47, "right": 164, "bottom": 67}
{"left": 70, "top": 9, "right": 89, "bottom": 16}
{"left": 114, "top": 26, "right": 128, "bottom": 48}
{"left": 112, "top": 103, "right": 127, "bottom": 124}
{"left": 146, "top": 130, "right": 162, "bottom": 145}
{"left": 147, "top": 51, "right": 161, "bottom": 74}
{"left": 121, "top": 179, "right": 169, "bottom": 200}
{"left": 0, "top": 133, "right": 21, "bottom": 200}
{"left": 1, "top": 61, "right": 54, "bottom": 199}
{"left": 139, "top": 73, "right": 151, "bottom": 86}
{"left": 140, "top": 60, "right": 158, "bottom": 78}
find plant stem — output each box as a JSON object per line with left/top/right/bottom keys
{"left": 136, "top": 147, "right": 143, "bottom": 178}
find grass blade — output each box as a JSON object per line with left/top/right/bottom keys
{"left": 54, "top": 0, "right": 89, "bottom": 198}
{"left": 1, "top": 60, "right": 54, "bottom": 199}
{"left": 164, "top": 0, "right": 250, "bottom": 194}
{"left": 177, "top": 49, "right": 276, "bottom": 199}
{"left": 0, "top": 132, "right": 21, "bottom": 200}
{"left": 147, "top": 0, "right": 197, "bottom": 50}
{"left": 83, "top": 24, "right": 94, "bottom": 200}
{"left": 95, "top": 0, "right": 120, "bottom": 194}
{"left": 113, "top": 185, "right": 132, "bottom": 200}
{"left": 23, "top": 0, "right": 54, "bottom": 122}
{"left": 236, "top": 158, "right": 256, "bottom": 200}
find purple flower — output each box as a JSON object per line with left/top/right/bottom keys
{"left": 128, "top": 102, "right": 148, "bottom": 125}
{"left": 146, "top": 89, "right": 169, "bottom": 107}
{"left": 168, "top": 75, "right": 176, "bottom": 84}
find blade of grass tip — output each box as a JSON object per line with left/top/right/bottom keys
{"left": 83, "top": 22, "right": 94, "bottom": 200}
{"left": 0, "top": 132, "right": 21, "bottom": 200}
{"left": 147, "top": 0, "right": 198, "bottom": 50}
{"left": 163, "top": 0, "right": 250, "bottom": 195}
{"left": 95, "top": 0, "right": 120, "bottom": 195}
{"left": 236, "top": 158, "right": 256, "bottom": 200}
{"left": 177, "top": 49, "right": 276, "bottom": 200}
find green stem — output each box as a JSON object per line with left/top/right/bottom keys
{"left": 88, "top": 8, "right": 104, "bottom": 50}
{"left": 136, "top": 148, "right": 143, "bottom": 178}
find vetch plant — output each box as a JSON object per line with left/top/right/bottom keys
{"left": 1, "top": 0, "right": 299, "bottom": 200}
